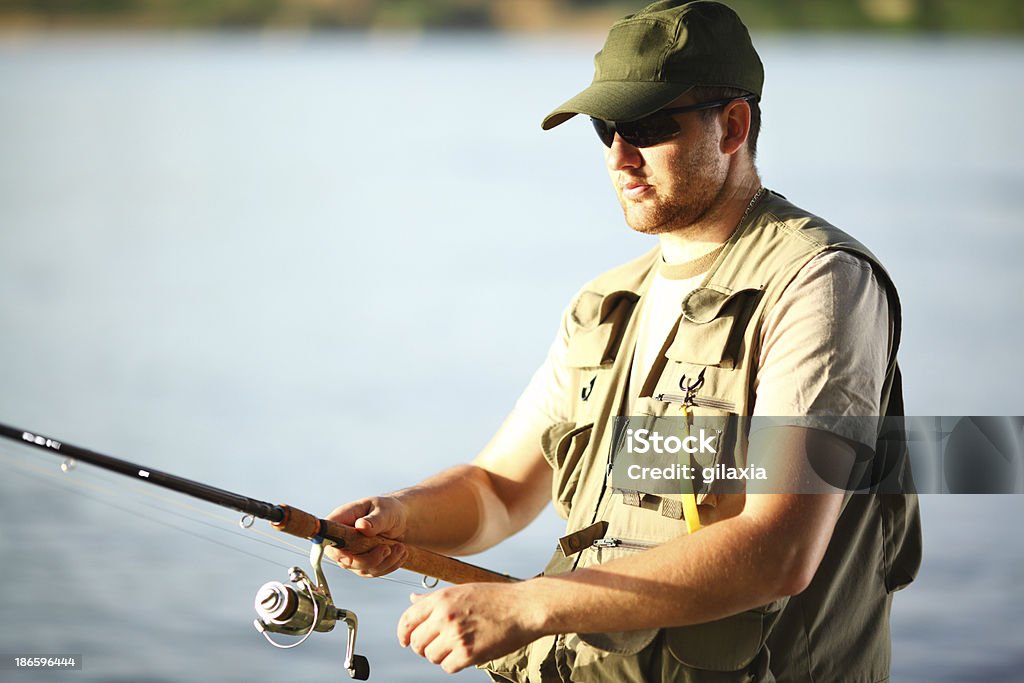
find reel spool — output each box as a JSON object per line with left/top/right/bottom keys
{"left": 253, "top": 539, "right": 370, "bottom": 680}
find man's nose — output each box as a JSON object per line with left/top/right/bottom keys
{"left": 605, "top": 133, "right": 643, "bottom": 171}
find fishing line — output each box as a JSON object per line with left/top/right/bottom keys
{"left": 68, "top": 464, "right": 314, "bottom": 557}
{"left": 1, "top": 421, "right": 516, "bottom": 681}
{"left": 1, "top": 449, "right": 286, "bottom": 568}
{"left": 39, "top": 445, "right": 314, "bottom": 556}
{"left": 0, "top": 446, "right": 428, "bottom": 590}
{"left": 2, "top": 421, "right": 520, "bottom": 683}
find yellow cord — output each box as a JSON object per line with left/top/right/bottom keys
{"left": 680, "top": 405, "right": 702, "bottom": 534}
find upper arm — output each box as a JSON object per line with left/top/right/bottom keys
{"left": 742, "top": 251, "right": 891, "bottom": 592}
{"left": 741, "top": 426, "right": 856, "bottom": 595}
{"left": 754, "top": 250, "right": 891, "bottom": 445}
{"left": 471, "top": 407, "right": 554, "bottom": 533}
{"left": 474, "top": 296, "right": 583, "bottom": 531}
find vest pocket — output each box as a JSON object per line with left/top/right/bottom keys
{"left": 624, "top": 407, "right": 748, "bottom": 507}
{"left": 662, "top": 608, "right": 772, "bottom": 672}
{"left": 566, "top": 289, "right": 640, "bottom": 367}
{"left": 565, "top": 325, "right": 616, "bottom": 368}
{"left": 479, "top": 647, "right": 529, "bottom": 681}
{"left": 881, "top": 492, "right": 922, "bottom": 592}
{"left": 647, "top": 286, "right": 762, "bottom": 406}
{"left": 541, "top": 421, "right": 594, "bottom": 519}
{"left": 572, "top": 540, "right": 776, "bottom": 675}
{"left": 679, "top": 286, "right": 762, "bottom": 368}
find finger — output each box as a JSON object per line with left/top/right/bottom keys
{"left": 324, "top": 545, "right": 351, "bottom": 566}
{"left": 329, "top": 547, "right": 366, "bottom": 571}
{"left": 353, "top": 501, "right": 402, "bottom": 537}
{"left": 440, "top": 651, "right": 470, "bottom": 674}
{"left": 332, "top": 544, "right": 394, "bottom": 574}
{"left": 325, "top": 500, "right": 373, "bottom": 527}
{"left": 407, "top": 616, "right": 442, "bottom": 658}
{"left": 354, "top": 544, "right": 406, "bottom": 577}
{"left": 373, "top": 544, "right": 407, "bottom": 576}
{"left": 423, "top": 635, "right": 454, "bottom": 666}
{"left": 397, "top": 597, "right": 433, "bottom": 648}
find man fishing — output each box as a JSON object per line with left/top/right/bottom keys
{"left": 326, "top": 1, "right": 921, "bottom": 681}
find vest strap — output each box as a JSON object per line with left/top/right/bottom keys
{"left": 660, "top": 497, "right": 683, "bottom": 519}
{"left": 558, "top": 520, "right": 609, "bottom": 557}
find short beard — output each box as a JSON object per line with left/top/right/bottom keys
{"left": 624, "top": 194, "right": 717, "bottom": 235}
{"left": 619, "top": 135, "right": 725, "bottom": 235}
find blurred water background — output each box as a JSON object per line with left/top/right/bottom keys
{"left": 1, "top": 27, "right": 1023, "bottom": 683}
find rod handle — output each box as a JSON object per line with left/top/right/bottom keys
{"left": 272, "top": 505, "right": 518, "bottom": 585}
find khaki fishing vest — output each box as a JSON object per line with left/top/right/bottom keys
{"left": 484, "top": 191, "right": 922, "bottom": 683}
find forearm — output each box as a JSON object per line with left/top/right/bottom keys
{"left": 329, "top": 408, "right": 553, "bottom": 573}
{"left": 520, "top": 493, "right": 840, "bottom": 636}
{"left": 393, "top": 407, "right": 553, "bottom": 554}
{"left": 389, "top": 463, "right": 514, "bottom": 554}
{"left": 395, "top": 432, "right": 850, "bottom": 673}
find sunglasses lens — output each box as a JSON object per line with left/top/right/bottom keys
{"left": 591, "top": 114, "right": 681, "bottom": 148}
{"left": 620, "top": 114, "right": 680, "bottom": 148}
{"left": 591, "top": 118, "right": 615, "bottom": 147}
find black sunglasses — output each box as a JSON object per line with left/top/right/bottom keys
{"left": 591, "top": 95, "right": 757, "bottom": 148}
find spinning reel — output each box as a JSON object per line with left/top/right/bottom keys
{"left": 253, "top": 538, "right": 370, "bottom": 680}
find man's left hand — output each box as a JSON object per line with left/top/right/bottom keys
{"left": 397, "top": 582, "right": 541, "bottom": 673}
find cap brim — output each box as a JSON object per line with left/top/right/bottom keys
{"left": 541, "top": 81, "right": 693, "bottom": 130}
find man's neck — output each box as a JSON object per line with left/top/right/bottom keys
{"left": 659, "top": 175, "right": 763, "bottom": 265}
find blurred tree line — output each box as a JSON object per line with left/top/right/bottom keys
{"left": 2, "top": 0, "right": 1023, "bottom": 33}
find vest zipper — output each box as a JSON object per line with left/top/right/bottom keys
{"left": 592, "top": 537, "right": 659, "bottom": 551}
{"left": 592, "top": 537, "right": 659, "bottom": 563}
{"left": 654, "top": 392, "right": 736, "bottom": 412}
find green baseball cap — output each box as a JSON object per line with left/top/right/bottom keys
{"left": 542, "top": 0, "right": 763, "bottom": 130}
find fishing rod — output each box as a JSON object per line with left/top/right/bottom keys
{"left": 0, "top": 421, "right": 518, "bottom": 681}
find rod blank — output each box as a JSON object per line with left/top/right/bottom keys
{"left": 0, "top": 421, "right": 518, "bottom": 585}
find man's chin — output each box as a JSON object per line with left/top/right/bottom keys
{"left": 623, "top": 211, "right": 676, "bottom": 236}
{"left": 627, "top": 223, "right": 674, "bottom": 236}
{"left": 623, "top": 202, "right": 705, "bottom": 236}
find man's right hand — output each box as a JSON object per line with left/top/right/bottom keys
{"left": 324, "top": 496, "right": 410, "bottom": 577}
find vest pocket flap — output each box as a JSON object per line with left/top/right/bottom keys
{"left": 664, "top": 287, "right": 762, "bottom": 369}
{"left": 577, "top": 628, "right": 659, "bottom": 656}
{"left": 571, "top": 289, "right": 641, "bottom": 329}
{"left": 540, "top": 421, "right": 578, "bottom": 470}
{"left": 682, "top": 286, "right": 761, "bottom": 324}
{"left": 664, "top": 609, "right": 767, "bottom": 672}
{"left": 541, "top": 421, "right": 593, "bottom": 519}
{"left": 566, "top": 290, "right": 640, "bottom": 368}
{"left": 664, "top": 318, "right": 735, "bottom": 367}
{"left": 565, "top": 326, "right": 614, "bottom": 368}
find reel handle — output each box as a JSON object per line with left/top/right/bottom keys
{"left": 346, "top": 654, "right": 370, "bottom": 680}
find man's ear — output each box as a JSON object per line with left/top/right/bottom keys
{"left": 720, "top": 99, "right": 752, "bottom": 156}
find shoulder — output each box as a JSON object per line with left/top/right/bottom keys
{"left": 755, "top": 192, "right": 882, "bottom": 263}
{"left": 748, "top": 192, "right": 901, "bottom": 328}
{"left": 772, "top": 250, "right": 892, "bottom": 352}
{"left": 755, "top": 249, "right": 893, "bottom": 430}
{"left": 791, "top": 250, "right": 887, "bottom": 297}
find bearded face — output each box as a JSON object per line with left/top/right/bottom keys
{"left": 607, "top": 111, "right": 732, "bottom": 236}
